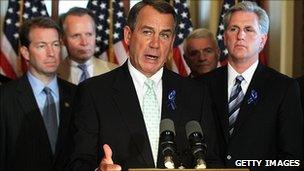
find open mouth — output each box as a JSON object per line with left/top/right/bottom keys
{"left": 145, "top": 54, "right": 158, "bottom": 60}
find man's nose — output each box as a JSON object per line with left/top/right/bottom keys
{"left": 149, "top": 35, "right": 160, "bottom": 49}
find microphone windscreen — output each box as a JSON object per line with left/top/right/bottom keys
{"left": 160, "top": 118, "right": 175, "bottom": 135}
{"left": 185, "top": 120, "right": 203, "bottom": 139}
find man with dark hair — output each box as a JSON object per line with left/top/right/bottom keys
{"left": 57, "top": 7, "right": 117, "bottom": 85}
{"left": 0, "top": 74, "right": 11, "bottom": 85}
{"left": 0, "top": 17, "right": 76, "bottom": 171}
{"left": 69, "top": 1, "right": 220, "bottom": 170}
{"left": 201, "top": 1, "right": 303, "bottom": 170}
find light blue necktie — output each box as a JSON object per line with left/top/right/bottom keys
{"left": 78, "top": 63, "right": 89, "bottom": 83}
{"left": 142, "top": 79, "right": 161, "bottom": 166}
{"left": 228, "top": 75, "right": 244, "bottom": 135}
{"left": 42, "top": 87, "right": 58, "bottom": 154}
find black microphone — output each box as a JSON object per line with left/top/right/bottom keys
{"left": 185, "top": 120, "right": 207, "bottom": 169}
{"left": 159, "top": 118, "right": 176, "bottom": 169}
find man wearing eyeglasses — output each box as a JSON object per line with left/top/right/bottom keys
{"left": 183, "top": 28, "right": 220, "bottom": 78}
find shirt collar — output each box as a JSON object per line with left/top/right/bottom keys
{"left": 128, "top": 59, "right": 163, "bottom": 88}
{"left": 69, "top": 57, "right": 93, "bottom": 68}
{"left": 228, "top": 60, "right": 258, "bottom": 85}
{"left": 27, "top": 71, "right": 59, "bottom": 98}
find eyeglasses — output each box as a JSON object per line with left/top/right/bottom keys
{"left": 188, "top": 48, "right": 215, "bottom": 58}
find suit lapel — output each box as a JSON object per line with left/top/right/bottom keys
{"left": 213, "top": 67, "right": 230, "bottom": 143}
{"left": 16, "top": 76, "right": 53, "bottom": 157}
{"left": 112, "top": 63, "right": 154, "bottom": 168}
{"left": 53, "top": 78, "right": 73, "bottom": 161}
{"left": 156, "top": 69, "right": 182, "bottom": 167}
{"left": 92, "top": 57, "right": 98, "bottom": 76}
{"left": 161, "top": 69, "right": 181, "bottom": 122}
{"left": 230, "top": 63, "right": 267, "bottom": 138}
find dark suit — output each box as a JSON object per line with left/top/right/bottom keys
{"left": 201, "top": 63, "right": 303, "bottom": 171}
{"left": 0, "top": 75, "right": 76, "bottom": 171}
{"left": 0, "top": 74, "right": 11, "bottom": 85}
{"left": 69, "top": 62, "right": 221, "bottom": 170}
{"left": 296, "top": 76, "right": 304, "bottom": 169}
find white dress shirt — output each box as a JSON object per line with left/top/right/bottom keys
{"left": 69, "top": 58, "right": 93, "bottom": 84}
{"left": 128, "top": 60, "right": 163, "bottom": 114}
{"left": 128, "top": 60, "right": 163, "bottom": 165}
{"left": 227, "top": 60, "right": 258, "bottom": 101}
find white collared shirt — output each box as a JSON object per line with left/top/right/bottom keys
{"left": 227, "top": 60, "right": 258, "bottom": 100}
{"left": 128, "top": 60, "right": 163, "bottom": 114}
{"left": 69, "top": 57, "right": 93, "bottom": 84}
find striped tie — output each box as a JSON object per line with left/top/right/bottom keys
{"left": 142, "top": 79, "right": 161, "bottom": 166}
{"left": 228, "top": 75, "right": 244, "bottom": 135}
{"left": 78, "top": 64, "right": 89, "bottom": 83}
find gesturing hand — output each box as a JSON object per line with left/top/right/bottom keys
{"left": 99, "top": 144, "right": 122, "bottom": 171}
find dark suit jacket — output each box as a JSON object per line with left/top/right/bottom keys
{"left": 69, "top": 62, "right": 221, "bottom": 170}
{"left": 0, "top": 75, "right": 76, "bottom": 171}
{"left": 296, "top": 76, "right": 304, "bottom": 168}
{"left": 0, "top": 74, "right": 11, "bottom": 85}
{"left": 201, "top": 63, "right": 303, "bottom": 171}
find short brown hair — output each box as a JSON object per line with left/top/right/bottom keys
{"left": 19, "top": 17, "right": 61, "bottom": 47}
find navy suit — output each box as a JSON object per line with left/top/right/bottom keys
{"left": 201, "top": 63, "right": 303, "bottom": 171}
{"left": 69, "top": 62, "right": 221, "bottom": 170}
{"left": 0, "top": 75, "right": 76, "bottom": 171}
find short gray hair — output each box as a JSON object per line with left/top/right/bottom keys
{"left": 223, "top": 1, "right": 269, "bottom": 34}
{"left": 183, "top": 28, "right": 219, "bottom": 55}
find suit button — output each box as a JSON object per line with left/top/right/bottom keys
{"left": 227, "top": 155, "right": 232, "bottom": 160}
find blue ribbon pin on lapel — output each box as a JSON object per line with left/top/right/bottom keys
{"left": 247, "top": 89, "right": 258, "bottom": 105}
{"left": 167, "top": 90, "right": 177, "bottom": 110}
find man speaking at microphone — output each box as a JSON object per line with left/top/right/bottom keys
{"left": 69, "top": 0, "right": 221, "bottom": 170}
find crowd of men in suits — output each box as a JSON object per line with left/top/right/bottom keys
{"left": 0, "top": 0, "right": 303, "bottom": 171}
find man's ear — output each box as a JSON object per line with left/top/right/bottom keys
{"left": 223, "top": 31, "right": 227, "bottom": 46}
{"left": 123, "top": 26, "right": 132, "bottom": 46}
{"left": 20, "top": 46, "right": 30, "bottom": 61}
{"left": 260, "top": 34, "right": 268, "bottom": 49}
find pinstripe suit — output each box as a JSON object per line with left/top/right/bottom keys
{"left": 0, "top": 75, "right": 76, "bottom": 171}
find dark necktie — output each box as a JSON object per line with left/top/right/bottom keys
{"left": 78, "top": 63, "right": 89, "bottom": 83}
{"left": 42, "top": 87, "right": 58, "bottom": 154}
{"left": 228, "top": 75, "right": 244, "bottom": 135}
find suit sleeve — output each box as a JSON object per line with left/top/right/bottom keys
{"left": 277, "top": 80, "right": 303, "bottom": 161}
{"left": 200, "top": 83, "right": 224, "bottom": 167}
{"left": 0, "top": 86, "right": 6, "bottom": 171}
{"left": 68, "top": 82, "right": 100, "bottom": 171}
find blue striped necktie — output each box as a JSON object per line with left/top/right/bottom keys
{"left": 228, "top": 75, "right": 244, "bottom": 135}
{"left": 78, "top": 63, "right": 89, "bottom": 83}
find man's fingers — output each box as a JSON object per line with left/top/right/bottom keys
{"left": 99, "top": 144, "right": 122, "bottom": 170}
{"left": 100, "top": 164, "right": 122, "bottom": 171}
{"left": 102, "top": 144, "right": 113, "bottom": 163}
